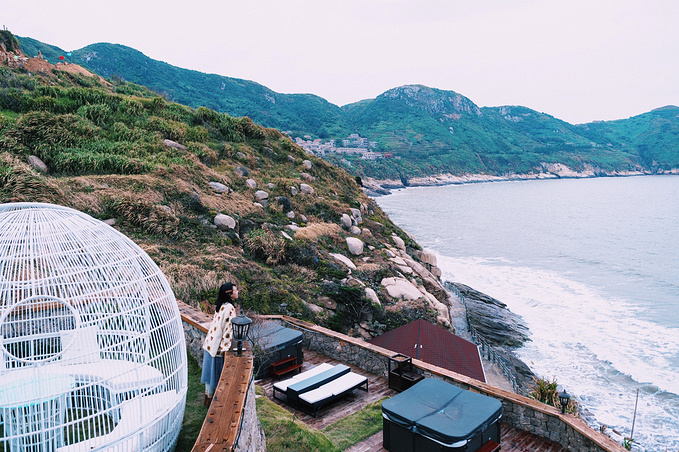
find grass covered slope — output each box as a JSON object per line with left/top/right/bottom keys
{"left": 1, "top": 32, "right": 445, "bottom": 338}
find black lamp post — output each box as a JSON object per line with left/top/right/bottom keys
{"left": 558, "top": 389, "right": 571, "bottom": 414}
{"left": 231, "top": 314, "right": 252, "bottom": 356}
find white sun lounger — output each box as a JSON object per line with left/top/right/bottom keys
{"left": 272, "top": 363, "right": 333, "bottom": 397}
{"left": 298, "top": 372, "right": 368, "bottom": 416}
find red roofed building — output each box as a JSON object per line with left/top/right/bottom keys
{"left": 370, "top": 319, "right": 486, "bottom": 382}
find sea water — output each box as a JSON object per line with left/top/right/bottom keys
{"left": 375, "top": 175, "right": 679, "bottom": 451}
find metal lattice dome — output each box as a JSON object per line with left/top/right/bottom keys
{"left": 0, "top": 203, "right": 187, "bottom": 452}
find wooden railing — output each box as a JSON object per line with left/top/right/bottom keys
{"left": 191, "top": 346, "right": 254, "bottom": 452}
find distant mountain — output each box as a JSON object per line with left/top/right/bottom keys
{"left": 17, "top": 38, "right": 352, "bottom": 139}
{"left": 17, "top": 36, "right": 679, "bottom": 180}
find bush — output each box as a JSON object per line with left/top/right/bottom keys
{"left": 527, "top": 376, "right": 559, "bottom": 406}
{"left": 243, "top": 229, "right": 288, "bottom": 265}
{"left": 107, "top": 196, "right": 179, "bottom": 235}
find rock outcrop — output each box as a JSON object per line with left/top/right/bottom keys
{"left": 451, "top": 282, "right": 530, "bottom": 348}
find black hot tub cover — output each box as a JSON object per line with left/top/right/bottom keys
{"left": 250, "top": 322, "right": 303, "bottom": 352}
{"left": 382, "top": 378, "right": 503, "bottom": 445}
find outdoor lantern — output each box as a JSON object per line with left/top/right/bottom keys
{"left": 280, "top": 303, "right": 288, "bottom": 315}
{"left": 559, "top": 389, "right": 571, "bottom": 414}
{"left": 232, "top": 314, "right": 252, "bottom": 356}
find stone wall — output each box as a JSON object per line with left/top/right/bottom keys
{"left": 234, "top": 378, "right": 266, "bottom": 452}
{"left": 267, "top": 315, "right": 624, "bottom": 452}
{"left": 182, "top": 319, "right": 206, "bottom": 366}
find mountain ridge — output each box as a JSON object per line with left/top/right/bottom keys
{"left": 16, "top": 36, "right": 679, "bottom": 180}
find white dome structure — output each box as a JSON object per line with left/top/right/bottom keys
{"left": 0, "top": 203, "right": 187, "bottom": 452}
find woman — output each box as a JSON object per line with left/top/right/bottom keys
{"left": 201, "top": 282, "right": 238, "bottom": 406}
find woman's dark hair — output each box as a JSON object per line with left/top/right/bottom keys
{"left": 215, "top": 282, "right": 234, "bottom": 313}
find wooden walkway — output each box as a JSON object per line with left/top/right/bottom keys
{"left": 258, "top": 348, "right": 568, "bottom": 451}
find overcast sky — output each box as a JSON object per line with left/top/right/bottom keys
{"left": 4, "top": 0, "right": 678, "bottom": 124}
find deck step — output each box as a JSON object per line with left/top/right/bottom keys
{"left": 478, "top": 440, "right": 501, "bottom": 452}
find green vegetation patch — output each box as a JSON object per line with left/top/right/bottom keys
{"left": 255, "top": 385, "right": 386, "bottom": 452}
{"left": 175, "top": 352, "right": 209, "bottom": 451}
{"left": 255, "top": 386, "right": 339, "bottom": 452}
{"left": 322, "top": 398, "right": 386, "bottom": 450}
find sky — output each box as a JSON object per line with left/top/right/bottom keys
{"left": 3, "top": 0, "right": 678, "bottom": 124}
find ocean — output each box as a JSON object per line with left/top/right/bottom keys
{"left": 375, "top": 175, "right": 679, "bottom": 451}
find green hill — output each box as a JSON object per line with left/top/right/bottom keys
{"left": 1, "top": 32, "right": 453, "bottom": 339}
{"left": 16, "top": 38, "right": 352, "bottom": 140}
{"left": 15, "top": 35, "right": 679, "bottom": 181}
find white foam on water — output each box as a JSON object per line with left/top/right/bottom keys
{"left": 436, "top": 253, "right": 679, "bottom": 450}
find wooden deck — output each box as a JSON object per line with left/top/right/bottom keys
{"left": 257, "top": 348, "right": 568, "bottom": 451}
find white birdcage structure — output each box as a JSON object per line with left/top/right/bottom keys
{"left": 0, "top": 203, "right": 187, "bottom": 452}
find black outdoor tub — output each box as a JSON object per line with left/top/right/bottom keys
{"left": 250, "top": 321, "right": 304, "bottom": 379}
{"left": 382, "top": 378, "right": 502, "bottom": 452}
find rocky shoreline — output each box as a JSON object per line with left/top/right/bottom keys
{"left": 362, "top": 166, "right": 679, "bottom": 196}
{"left": 446, "top": 282, "right": 536, "bottom": 393}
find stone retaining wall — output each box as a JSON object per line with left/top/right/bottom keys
{"left": 183, "top": 319, "right": 206, "bottom": 366}
{"left": 234, "top": 378, "right": 266, "bottom": 452}
{"left": 266, "top": 315, "right": 624, "bottom": 452}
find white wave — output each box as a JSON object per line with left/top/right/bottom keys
{"left": 436, "top": 253, "right": 679, "bottom": 449}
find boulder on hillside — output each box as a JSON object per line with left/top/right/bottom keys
{"left": 302, "top": 160, "right": 312, "bottom": 169}
{"left": 254, "top": 190, "right": 269, "bottom": 201}
{"left": 346, "top": 237, "right": 364, "bottom": 256}
{"left": 214, "top": 214, "right": 236, "bottom": 230}
{"left": 246, "top": 178, "right": 257, "bottom": 188}
{"left": 381, "top": 277, "right": 422, "bottom": 301}
{"left": 365, "top": 287, "right": 380, "bottom": 306}
{"left": 28, "top": 155, "right": 48, "bottom": 173}
{"left": 350, "top": 208, "right": 362, "bottom": 224}
{"left": 209, "top": 181, "right": 229, "bottom": 193}
{"left": 277, "top": 196, "right": 292, "bottom": 212}
{"left": 300, "top": 183, "right": 314, "bottom": 194}
{"left": 234, "top": 166, "right": 249, "bottom": 177}
{"left": 392, "top": 234, "right": 406, "bottom": 250}
{"left": 163, "top": 139, "right": 187, "bottom": 150}
{"left": 329, "top": 252, "right": 356, "bottom": 270}
{"left": 340, "top": 214, "right": 352, "bottom": 229}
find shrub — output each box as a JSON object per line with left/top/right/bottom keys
{"left": 6, "top": 111, "right": 96, "bottom": 151}
{"left": 107, "top": 196, "right": 179, "bottom": 236}
{"left": 324, "top": 285, "right": 372, "bottom": 333}
{"left": 243, "top": 229, "right": 287, "bottom": 265}
{"left": 293, "top": 222, "right": 341, "bottom": 242}
{"left": 527, "top": 376, "right": 559, "bottom": 406}
{"left": 527, "top": 376, "right": 578, "bottom": 414}
{"left": 46, "top": 149, "right": 150, "bottom": 175}
{"left": 77, "top": 103, "right": 114, "bottom": 126}
{"left": 306, "top": 202, "right": 341, "bottom": 223}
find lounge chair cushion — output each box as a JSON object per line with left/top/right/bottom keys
{"left": 299, "top": 372, "right": 367, "bottom": 405}
{"left": 273, "top": 363, "right": 333, "bottom": 392}
{"left": 287, "top": 364, "right": 350, "bottom": 395}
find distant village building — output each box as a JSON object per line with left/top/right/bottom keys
{"left": 295, "top": 133, "right": 382, "bottom": 159}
